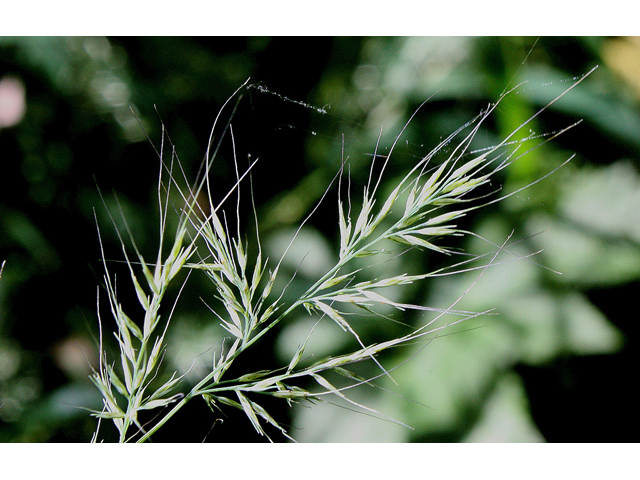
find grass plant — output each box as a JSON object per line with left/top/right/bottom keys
{"left": 90, "top": 67, "right": 596, "bottom": 442}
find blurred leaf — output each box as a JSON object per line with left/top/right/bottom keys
{"left": 462, "top": 373, "right": 544, "bottom": 442}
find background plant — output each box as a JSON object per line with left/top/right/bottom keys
{"left": 1, "top": 37, "right": 639, "bottom": 442}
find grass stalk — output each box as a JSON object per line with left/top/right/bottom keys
{"left": 91, "top": 68, "right": 596, "bottom": 442}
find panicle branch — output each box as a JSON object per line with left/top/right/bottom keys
{"left": 92, "top": 68, "right": 595, "bottom": 442}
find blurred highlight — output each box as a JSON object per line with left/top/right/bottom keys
{"left": 0, "top": 75, "right": 26, "bottom": 128}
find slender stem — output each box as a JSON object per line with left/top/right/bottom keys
{"left": 136, "top": 394, "right": 191, "bottom": 443}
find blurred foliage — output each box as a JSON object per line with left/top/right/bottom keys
{"left": 1, "top": 36, "right": 639, "bottom": 442}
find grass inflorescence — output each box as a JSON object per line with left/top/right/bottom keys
{"left": 90, "top": 68, "right": 596, "bottom": 442}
